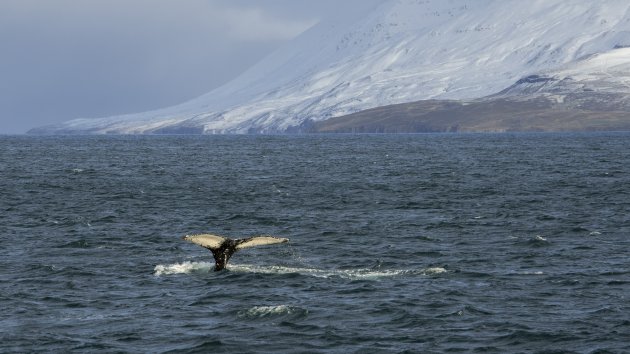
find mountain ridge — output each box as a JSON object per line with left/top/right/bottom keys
{"left": 29, "top": 0, "right": 630, "bottom": 134}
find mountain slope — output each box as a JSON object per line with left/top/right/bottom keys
{"left": 30, "top": 0, "right": 630, "bottom": 134}
{"left": 311, "top": 47, "right": 630, "bottom": 133}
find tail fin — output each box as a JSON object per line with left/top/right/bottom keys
{"left": 182, "top": 234, "right": 226, "bottom": 250}
{"left": 183, "top": 234, "right": 289, "bottom": 271}
{"left": 235, "top": 236, "right": 289, "bottom": 249}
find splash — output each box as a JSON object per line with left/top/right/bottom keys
{"left": 153, "top": 261, "right": 214, "bottom": 276}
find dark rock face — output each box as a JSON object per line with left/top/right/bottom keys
{"left": 308, "top": 93, "right": 630, "bottom": 133}
{"left": 515, "top": 75, "right": 556, "bottom": 85}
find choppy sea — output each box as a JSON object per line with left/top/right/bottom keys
{"left": 1, "top": 134, "right": 629, "bottom": 353}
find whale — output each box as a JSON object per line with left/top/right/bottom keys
{"left": 182, "top": 234, "right": 289, "bottom": 271}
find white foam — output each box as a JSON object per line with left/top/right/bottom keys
{"left": 424, "top": 267, "right": 449, "bottom": 275}
{"left": 154, "top": 261, "right": 447, "bottom": 279}
{"left": 238, "top": 305, "right": 303, "bottom": 318}
{"left": 153, "top": 261, "right": 214, "bottom": 276}
{"left": 228, "top": 264, "right": 447, "bottom": 280}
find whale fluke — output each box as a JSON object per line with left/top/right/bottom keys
{"left": 236, "top": 236, "right": 289, "bottom": 249}
{"left": 182, "top": 234, "right": 289, "bottom": 271}
{"left": 183, "top": 234, "right": 226, "bottom": 249}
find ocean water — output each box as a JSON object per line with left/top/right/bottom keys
{"left": 1, "top": 134, "right": 628, "bottom": 353}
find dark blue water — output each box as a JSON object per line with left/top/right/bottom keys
{"left": 1, "top": 134, "right": 629, "bottom": 353}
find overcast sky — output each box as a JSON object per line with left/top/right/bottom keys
{"left": 0, "top": 0, "right": 379, "bottom": 134}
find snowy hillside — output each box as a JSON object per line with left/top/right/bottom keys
{"left": 31, "top": 0, "right": 630, "bottom": 134}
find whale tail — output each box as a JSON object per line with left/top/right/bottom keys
{"left": 182, "top": 234, "right": 289, "bottom": 271}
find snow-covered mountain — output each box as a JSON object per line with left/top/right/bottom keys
{"left": 31, "top": 0, "right": 630, "bottom": 134}
{"left": 312, "top": 46, "right": 630, "bottom": 133}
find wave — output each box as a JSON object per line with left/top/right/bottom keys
{"left": 516, "top": 235, "right": 551, "bottom": 247}
{"left": 509, "top": 270, "right": 545, "bottom": 276}
{"left": 153, "top": 261, "right": 447, "bottom": 279}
